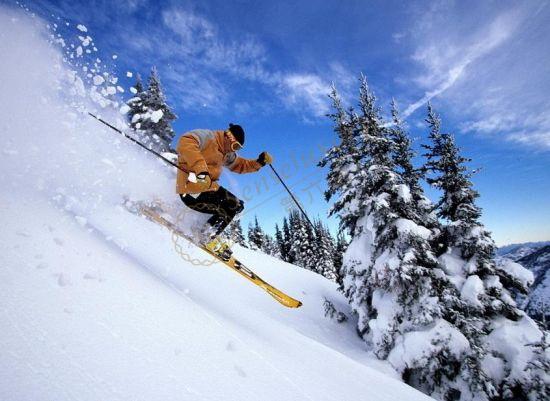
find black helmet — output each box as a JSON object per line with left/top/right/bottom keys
{"left": 228, "top": 123, "right": 245, "bottom": 146}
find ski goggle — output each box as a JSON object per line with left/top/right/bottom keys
{"left": 226, "top": 131, "right": 243, "bottom": 152}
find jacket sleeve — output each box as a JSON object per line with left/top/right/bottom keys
{"left": 177, "top": 133, "right": 208, "bottom": 174}
{"left": 225, "top": 153, "right": 262, "bottom": 174}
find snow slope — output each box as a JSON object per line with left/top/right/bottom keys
{"left": 497, "top": 242, "right": 550, "bottom": 326}
{"left": 497, "top": 241, "right": 550, "bottom": 260}
{"left": 1, "top": 191, "right": 432, "bottom": 401}
{"left": 517, "top": 246, "right": 550, "bottom": 325}
{"left": 0, "top": 5, "right": 432, "bottom": 401}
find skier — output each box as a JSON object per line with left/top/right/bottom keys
{"left": 176, "top": 123, "right": 272, "bottom": 258}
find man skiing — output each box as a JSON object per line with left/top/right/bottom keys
{"left": 176, "top": 123, "right": 272, "bottom": 259}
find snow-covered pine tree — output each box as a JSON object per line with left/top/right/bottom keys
{"left": 389, "top": 100, "right": 438, "bottom": 231}
{"left": 286, "top": 210, "right": 313, "bottom": 270}
{"left": 262, "top": 234, "right": 280, "bottom": 258}
{"left": 282, "top": 217, "right": 293, "bottom": 263}
{"left": 313, "top": 219, "right": 337, "bottom": 281}
{"left": 139, "top": 66, "right": 177, "bottom": 153}
{"left": 287, "top": 210, "right": 301, "bottom": 266}
{"left": 523, "top": 331, "right": 550, "bottom": 398}
{"left": 328, "top": 76, "right": 473, "bottom": 400}
{"left": 225, "top": 219, "right": 247, "bottom": 248}
{"left": 422, "top": 104, "right": 548, "bottom": 400}
{"left": 247, "top": 216, "right": 265, "bottom": 251}
{"left": 333, "top": 233, "right": 347, "bottom": 289}
{"left": 274, "top": 224, "right": 288, "bottom": 260}
{"left": 303, "top": 216, "right": 317, "bottom": 272}
{"left": 319, "top": 84, "right": 363, "bottom": 237}
{"left": 126, "top": 74, "right": 147, "bottom": 131}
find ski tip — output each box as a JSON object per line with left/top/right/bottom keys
{"left": 285, "top": 299, "right": 302, "bottom": 308}
{"left": 268, "top": 290, "right": 303, "bottom": 308}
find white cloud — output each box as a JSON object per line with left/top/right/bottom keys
{"left": 161, "top": 9, "right": 272, "bottom": 84}
{"left": 401, "top": 2, "right": 550, "bottom": 150}
{"left": 120, "top": 0, "right": 147, "bottom": 13}
{"left": 280, "top": 73, "right": 331, "bottom": 117}
{"left": 156, "top": 7, "right": 339, "bottom": 117}
{"left": 507, "top": 129, "right": 550, "bottom": 149}
{"left": 392, "top": 32, "right": 406, "bottom": 43}
{"left": 403, "top": 7, "right": 525, "bottom": 118}
{"left": 278, "top": 63, "right": 357, "bottom": 119}
{"left": 158, "top": 7, "right": 350, "bottom": 119}
{"left": 162, "top": 67, "right": 227, "bottom": 110}
{"left": 460, "top": 115, "right": 516, "bottom": 134}
{"left": 162, "top": 9, "right": 216, "bottom": 44}
{"left": 25, "top": 1, "right": 356, "bottom": 119}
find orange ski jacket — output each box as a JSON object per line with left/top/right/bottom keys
{"left": 176, "top": 129, "right": 262, "bottom": 194}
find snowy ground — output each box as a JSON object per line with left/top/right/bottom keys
{"left": 0, "top": 4, "right": 435, "bottom": 401}
{"left": 0, "top": 190, "right": 434, "bottom": 401}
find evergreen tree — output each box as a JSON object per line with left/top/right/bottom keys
{"left": 282, "top": 217, "right": 293, "bottom": 263}
{"left": 327, "top": 77, "right": 476, "bottom": 400}
{"left": 390, "top": 101, "right": 433, "bottom": 212}
{"left": 225, "top": 219, "right": 247, "bottom": 247}
{"left": 303, "top": 217, "right": 317, "bottom": 271}
{"left": 292, "top": 210, "right": 318, "bottom": 271}
{"left": 313, "top": 220, "right": 337, "bottom": 281}
{"left": 277, "top": 211, "right": 336, "bottom": 275}
{"left": 247, "top": 216, "right": 265, "bottom": 250}
{"left": 275, "top": 224, "right": 288, "bottom": 261}
{"left": 390, "top": 99, "right": 441, "bottom": 244}
{"left": 286, "top": 211, "right": 299, "bottom": 264}
{"left": 321, "top": 79, "right": 549, "bottom": 400}
{"left": 341, "top": 75, "right": 450, "bottom": 355}
{"left": 139, "top": 66, "right": 177, "bottom": 153}
{"left": 126, "top": 74, "right": 147, "bottom": 131}
{"left": 319, "top": 84, "right": 363, "bottom": 237}
{"left": 333, "top": 233, "right": 347, "bottom": 288}
{"left": 241, "top": 218, "right": 280, "bottom": 257}
{"left": 262, "top": 233, "right": 280, "bottom": 257}
{"left": 421, "top": 104, "right": 548, "bottom": 400}
{"left": 389, "top": 99, "right": 419, "bottom": 191}
{"left": 422, "top": 103, "right": 468, "bottom": 253}
{"left": 522, "top": 332, "right": 550, "bottom": 399}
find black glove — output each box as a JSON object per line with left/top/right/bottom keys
{"left": 257, "top": 151, "right": 273, "bottom": 166}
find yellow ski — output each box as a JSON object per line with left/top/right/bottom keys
{"left": 134, "top": 204, "right": 302, "bottom": 309}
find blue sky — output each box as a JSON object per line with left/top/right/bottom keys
{"left": 15, "top": 0, "right": 550, "bottom": 245}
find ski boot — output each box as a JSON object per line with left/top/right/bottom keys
{"left": 204, "top": 237, "right": 233, "bottom": 261}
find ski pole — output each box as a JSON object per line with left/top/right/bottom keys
{"left": 87, "top": 112, "right": 186, "bottom": 173}
{"left": 268, "top": 164, "right": 315, "bottom": 229}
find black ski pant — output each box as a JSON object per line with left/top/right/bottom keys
{"left": 180, "top": 186, "right": 244, "bottom": 237}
